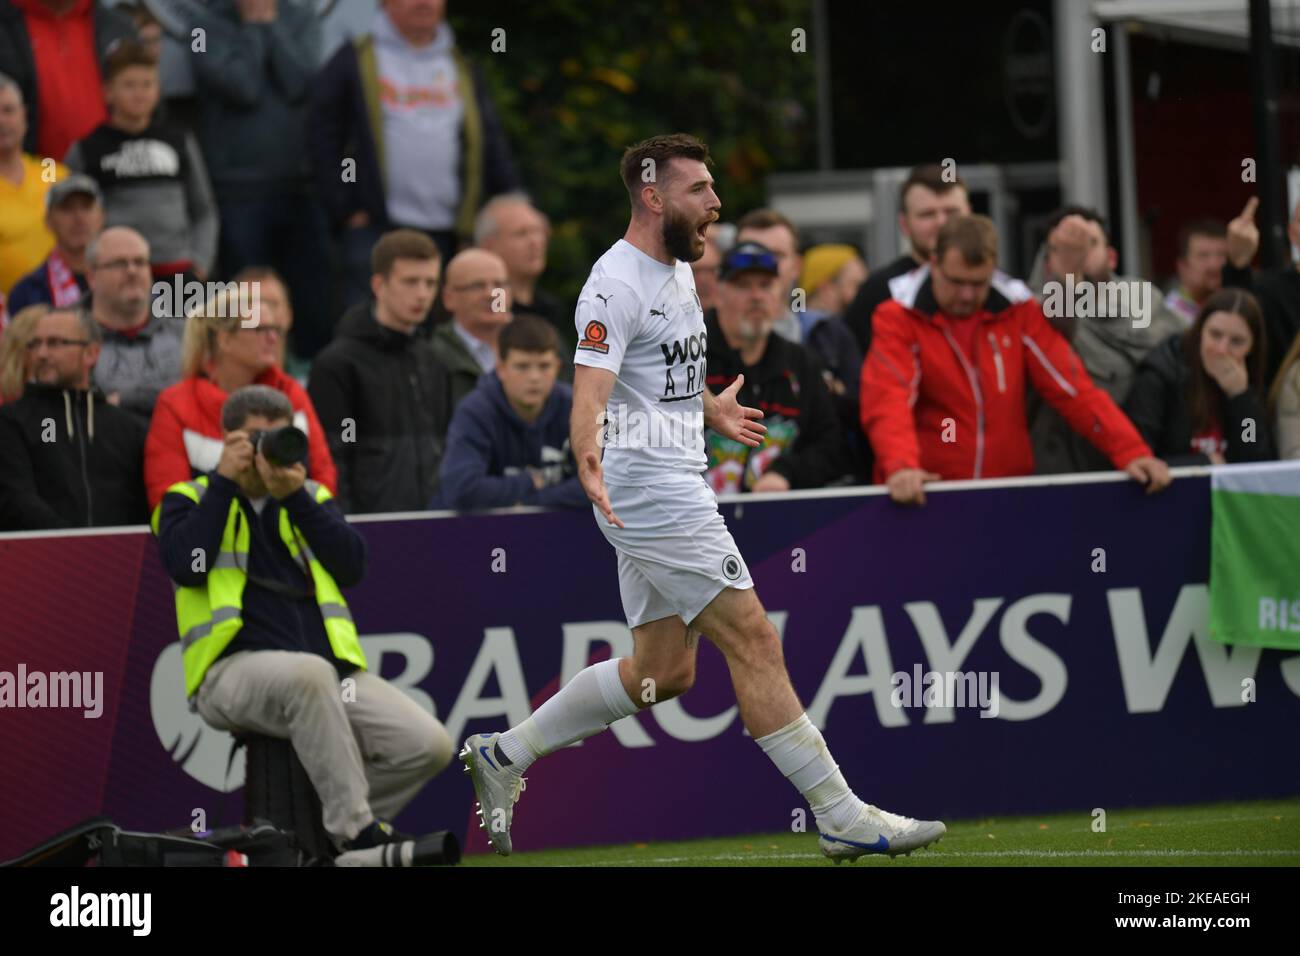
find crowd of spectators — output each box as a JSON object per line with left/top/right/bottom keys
{"left": 2, "top": 1, "right": 1300, "bottom": 533}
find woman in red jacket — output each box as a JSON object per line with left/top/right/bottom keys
{"left": 144, "top": 271, "right": 336, "bottom": 512}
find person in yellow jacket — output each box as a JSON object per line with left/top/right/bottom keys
{"left": 154, "top": 384, "right": 452, "bottom": 851}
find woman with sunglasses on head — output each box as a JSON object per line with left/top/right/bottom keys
{"left": 143, "top": 272, "right": 335, "bottom": 516}
{"left": 1124, "top": 288, "right": 1276, "bottom": 466}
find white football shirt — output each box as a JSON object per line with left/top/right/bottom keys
{"left": 573, "top": 239, "right": 708, "bottom": 485}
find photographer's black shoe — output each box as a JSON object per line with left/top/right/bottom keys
{"left": 343, "top": 820, "right": 413, "bottom": 851}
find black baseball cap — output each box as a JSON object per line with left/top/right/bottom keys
{"left": 719, "top": 241, "right": 779, "bottom": 281}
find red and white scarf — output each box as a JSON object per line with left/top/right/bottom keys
{"left": 46, "top": 248, "right": 83, "bottom": 307}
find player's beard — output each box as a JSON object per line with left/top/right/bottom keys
{"left": 662, "top": 204, "right": 702, "bottom": 263}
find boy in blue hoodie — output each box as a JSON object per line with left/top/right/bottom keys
{"left": 437, "top": 315, "right": 585, "bottom": 510}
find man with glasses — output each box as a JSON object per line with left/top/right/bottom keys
{"left": 86, "top": 225, "right": 182, "bottom": 420}
{"left": 0, "top": 304, "right": 148, "bottom": 530}
{"left": 862, "top": 215, "right": 1171, "bottom": 506}
{"left": 430, "top": 247, "right": 512, "bottom": 407}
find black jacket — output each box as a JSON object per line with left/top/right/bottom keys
{"left": 804, "top": 309, "right": 871, "bottom": 479}
{"left": 156, "top": 472, "right": 366, "bottom": 677}
{"left": 1123, "top": 333, "right": 1277, "bottom": 466}
{"left": 842, "top": 254, "right": 920, "bottom": 355}
{"left": 1223, "top": 262, "right": 1300, "bottom": 385}
{"left": 308, "top": 302, "right": 453, "bottom": 514}
{"left": 0, "top": 383, "right": 148, "bottom": 530}
{"left": 0, "top": 0, "right": 133, "bottom": 155}
{"left": 703, "top": 310, "right": 849, "bottom": 491}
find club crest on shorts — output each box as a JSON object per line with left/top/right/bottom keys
{"left": 722, "top": 554, "right": 743, "bottom": 581}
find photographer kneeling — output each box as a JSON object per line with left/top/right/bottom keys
{"left": 154, "top": 385, "right": 453, "bottom": 852}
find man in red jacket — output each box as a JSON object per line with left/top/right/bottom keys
{"left": 862, "top": 214, "right": 1171, "bottom": 505}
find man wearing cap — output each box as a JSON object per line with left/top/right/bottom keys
{"left": 6, "top": 173, "right": 104, "bottom": 313}
{"left": 799, "top": 243, "right": 870, "bottom": 478}
{"left": 703, "top": 240, "right": 850, "bottom": 493}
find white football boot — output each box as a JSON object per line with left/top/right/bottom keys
{"left": 819, "top": 804, "right": 946, "bottom": 862}
{"left": 459, "top": 732, "right": 527, "bottom": 856}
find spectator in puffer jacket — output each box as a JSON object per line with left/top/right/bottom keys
{"left": 437, "top": 315, "right": 585, "bottom": 511}
{"left": 144, "top": 273, "right": 335, "bottom": 513}
{"left": 309, "top": 229, "right": 452, "bottom": 515}
{"left": 1124, "top": 288, "right": 1276, "bottom": 466}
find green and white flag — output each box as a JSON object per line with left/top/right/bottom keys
{"left": 1210, "top": 462, "right": 1300, "bottom": 650}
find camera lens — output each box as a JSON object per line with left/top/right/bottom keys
{"left": 260, "top": 426, "right": 309, "bottom": 467}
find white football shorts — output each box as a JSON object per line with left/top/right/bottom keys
{"left": 596, "top": 472, "right": 754, "bottom": 629}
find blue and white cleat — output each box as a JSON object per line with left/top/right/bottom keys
{"left": 459, "top": 733, "right": 527, "bottom": 856}
{"left": 819, "top": 804, "right": 946, "bottom": 862}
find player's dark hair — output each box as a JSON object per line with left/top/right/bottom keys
{"left": 620, "top": 133, "right": 712, "bottom": 210}
{"left": 1183, "top": 288, "right": 1267, "bottom": 434}
{"left": 498, "top": 315, "right": 560, "bottom": 361}
{"left": 899, "top": 163, "right": 968, "bottom": 215}
{"left": 1176, "top": 218, "right": 1227, "bottom": 260}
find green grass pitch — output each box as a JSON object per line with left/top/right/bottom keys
{"left": 460, "top": 798, "right": 1300, "bottom": 867}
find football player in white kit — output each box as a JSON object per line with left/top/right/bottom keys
{"left": 461, "top": 134, "right": 945, "bottom": 862}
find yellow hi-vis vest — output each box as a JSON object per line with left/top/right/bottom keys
{"left": 151, "top": 475, "right": 367, "bottom": 697}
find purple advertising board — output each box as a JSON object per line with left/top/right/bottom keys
{"left": 2, "top": 470, "right": 1298, "bottom": 861}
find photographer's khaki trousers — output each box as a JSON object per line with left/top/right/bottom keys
{"left": 196, "top": 650, "right": 454, "bottom": 843}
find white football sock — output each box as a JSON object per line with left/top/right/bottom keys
{"left": 497, "top": 657, "right": 637, "bottom": 774}
{"left": 756, "top": 712, "right": 864, "bottom": 833}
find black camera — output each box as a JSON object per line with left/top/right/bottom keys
{"left": 248, "top": 425, "right": 309, "bottom": 467}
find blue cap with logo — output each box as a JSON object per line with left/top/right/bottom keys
{"left": 719, "top": 241, "right": 779, "bottom": 281}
